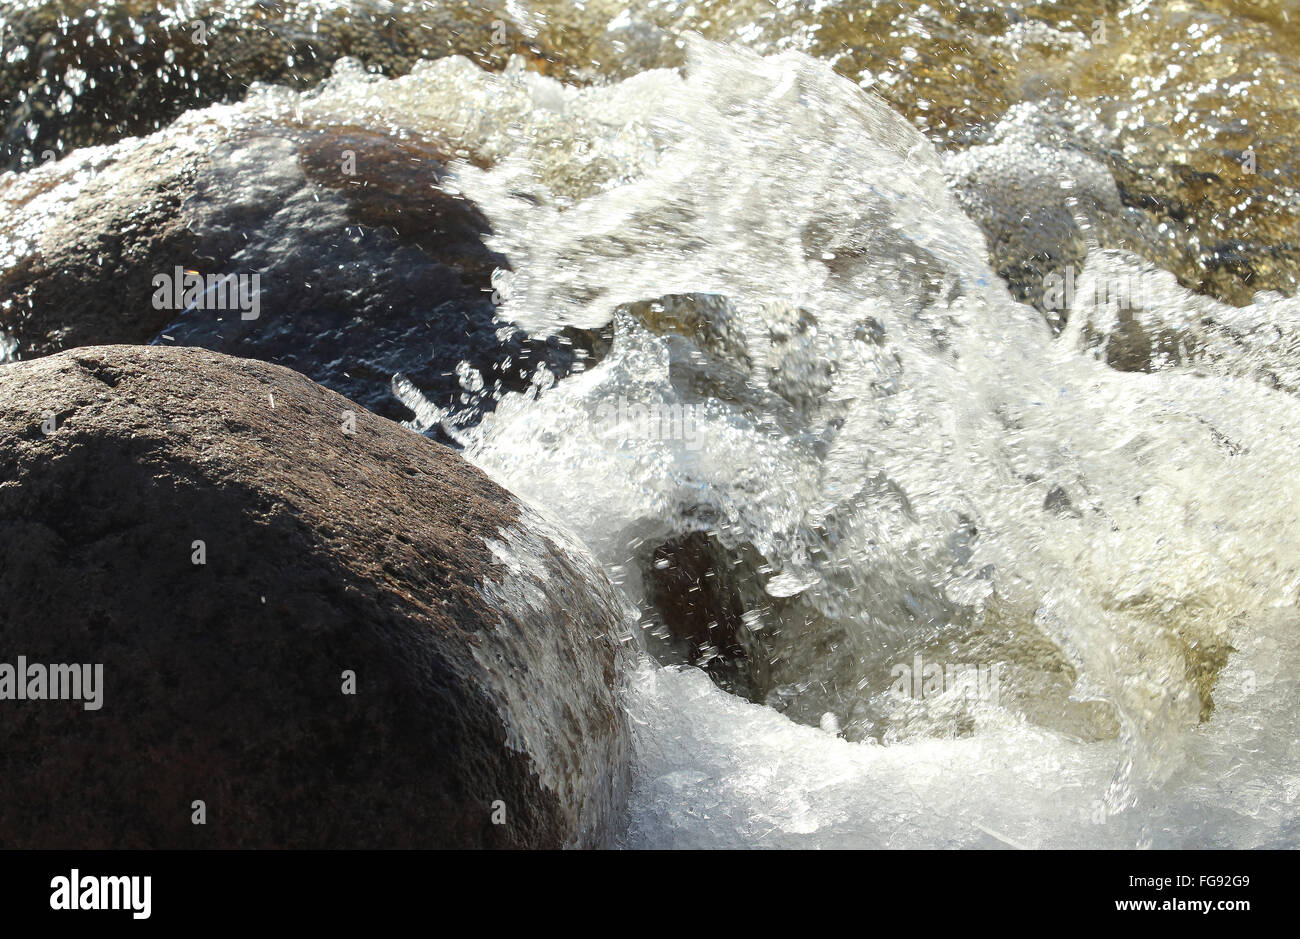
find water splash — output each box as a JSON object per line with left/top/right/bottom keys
{"left": 383, "top": 40, "right": 1300, "bottom": 842}
{"left": 9, "top": 8, "right": 1294, "bottom": 845}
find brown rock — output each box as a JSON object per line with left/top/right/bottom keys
{"left": 0, "top": 113, "right": 226, "bottom": 357}
{"left": 0, "top": 345, "right": 630, "bottom": 847}
{"left": 0, "top": 108, "right": 603, "bottom": 432}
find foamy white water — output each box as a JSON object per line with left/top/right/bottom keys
{"left": 282, "top": 39, "right": 1300, "bottom": 847}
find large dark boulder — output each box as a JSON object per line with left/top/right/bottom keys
{"left": 0, "top": 109, "right": 604, "bottom": 433}
{"left": 0, "top": 345, "right": 631, "bottom": 848}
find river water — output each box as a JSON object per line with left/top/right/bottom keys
{"left": 3, "top": 0, "right": 1298, "bottom": 847}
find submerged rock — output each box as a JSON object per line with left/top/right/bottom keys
{"left": 946, "top": 99, "right": 1300, "bottom": 324}
{"left": 158, "top": 124, "right": 598, "bottom": 431}
{"left": 1061, "top": 250, "right": 1300, "bottom": 394}
{"left": 0, "top": 345, "right": 631, "bottom": 848}
{"left": 0, "top": 0, "right": 560, "bottom": 171}
{"left": 643, "top": 531, "right": 767, "bottom": 702}
{"left": 0, "top": 99, "right": 601, "bottom": 432}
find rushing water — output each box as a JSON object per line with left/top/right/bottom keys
{"left": 3, "top": 0, "right": 1298, "bottom": 847}
{"left": 399, "top": 39, "right": 1298, "bottom": 848}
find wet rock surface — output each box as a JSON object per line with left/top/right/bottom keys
{"left": 643, "top": 531, "right": 766, "bottom": 702}
{"left": 161, "top": 124, "right": 603, "bottom": 430}
{"left": 0, "top": 108, "right": 231, "bottom": 357}
{"left": 0, "top": 345, "right": 630, "bottom": 848}
{"left": 0, "top": 0, "right": 560, "bottom": 171}
{"left": 947, "top": 102, "right": 1300, "bottom": 326}
{"left": 0, "top": 107, "right": 603, "bottom": 432}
